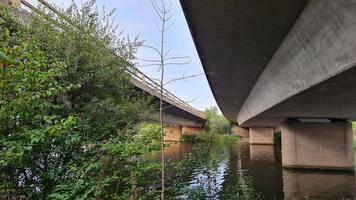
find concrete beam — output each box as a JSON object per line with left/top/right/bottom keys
{"left": 153, "top": 112, "right": 204, "bottom": 128}
{"left": 164, "top": 125, "right": 182, "bottom": 142}
{"left": 281, "top": 121, "right": 354, "bottom": 171}
{"left": 250, "top": 127, "right": 274, "bottom": 145}
{"left": 182, "top": 127, "right": 204, "bottom": 134}
{"left": 238, "top": 0, "right": 356, "bottom": 126}
{"left": 180, "top": 0, "right": 308, "bottom": 122}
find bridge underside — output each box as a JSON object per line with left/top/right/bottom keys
{"left": 161, "top": 103, "right": 205, "bottom": 127}
{"left": 181, "top": 0, "right": 356, "bottom": 170}
{"left": 180, "top": 0, "right": 308, "bottom": 124}
{"left": 181, "top": 0, "right": 356, "bottom": 127}
{"left": 131, "top": 77, "right": 205, "bottom": 128}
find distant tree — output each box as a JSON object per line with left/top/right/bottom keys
{"left": 204, "top": 106, "right": 231, "bottom": 134}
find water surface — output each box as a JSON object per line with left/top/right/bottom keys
{"left": 148, "top": 142, "right": 356, "bottom": 199}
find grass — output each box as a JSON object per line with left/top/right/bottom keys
{"left": 182, "top": 132, "right": 240, "bottom": 143}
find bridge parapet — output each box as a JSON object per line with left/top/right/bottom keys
{"left": 129, "top": 67, "right": 205, "bottom": 120}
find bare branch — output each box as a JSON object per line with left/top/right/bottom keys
{"left": 135, "top": 57, "right": 161, "bottom": 63}
{"left": 185, "top": 97, "right": 197, "bottom": 104}
{"left": 164, "top": 13, "right": 172, "bottom": 22}
{"left": 164, "top": 59, "right": 192, "bottom": 66}
{"left": 164, "top": 56, "right": 189, "bottom": 61}
{"left": 152, "top": 97, "right": 197, "bottom": 111}
{"left": 137, "top": 63, "right": 162, "bottom": 67}
{"left": 150, "top": 0, "right": 164, "bottom": 20}
{"left": 163, "top": 22, "right": 175, "bottom": 32}
{"left": 141, "top": 45, "right": 162, "bottom": 57}
{"left": 156, "top": 20, "right": 163, "bottom": 32}
{"left": 149, "top": 77, "right": 161, "bottom": 82}
{"left": 137, "top": 59, "right": 192, "bottom": 67}
{"left": 163, "top": 47, "right": 171, "bottom": 58}
{"left": 163, "top": 73, "right": 205, "bottom": 86}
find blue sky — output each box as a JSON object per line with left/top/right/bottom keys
{"left": 28, "top": 0, "right": 218, "bottom": 111}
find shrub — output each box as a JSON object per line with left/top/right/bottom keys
{"left": 138, "top": 123, "right": 161, "bottom": 144}
{"left": 183, "top": 132, "right": 240, "bottom": 143}
{"left": 182, "top": 134, "right": 201, "bottom": 143}
{"left": 0, "top": 1, "right": 157, "bottom": 198}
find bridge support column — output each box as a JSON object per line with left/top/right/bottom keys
{"left": 164, "top": 125, "right": 182, "bottom": 142}
{"left": 231, "top": 125, "right": 249, "bottom": 142}
{"left": 282, "top": 121, "right": 354, "bottom": 171}
{"left": 182, "top": 127, "right": 204, "bottom": 134}
{"left": 250, "top": 127, "right": 274, "bottom": 145}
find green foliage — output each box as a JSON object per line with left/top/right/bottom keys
{"left": 183, "top": 132, "right": 240, "bottom": 143}
{"left": 197, "top": 132, "right": 239, "bottom": 142}
{"left": 0, "top": 1, "right": 158, "bottom": 199}
{"left": 182, "top": 134, "right": 201, "bottom": 143}
{"left": 204, "top": 106, "right": 231, "bottom": 134}
{"left": 138, "top": 123, "right": 161, "bottom": 144}
{"left": 0, "top": 17, "right": 77, "bottom": 198}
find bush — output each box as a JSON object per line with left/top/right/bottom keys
{"left": 183, "top": 132, "right": 240, "bottom": 143}
{"left": 138, "top": 123, "right": 161, "bottom": 144}
{"left": 182, "top": 134, "right": 201, "bottom": 143}
{"left": 0, "top": 1, "right": 157, "bottom": 199}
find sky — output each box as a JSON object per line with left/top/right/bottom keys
{"left": 27, "top": 0, "right": 219, "bottom": 112}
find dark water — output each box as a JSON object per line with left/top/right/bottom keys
{"left": 148, "top": 142, "right": 356, "bottom": 200}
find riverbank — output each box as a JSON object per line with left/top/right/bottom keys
{"left": 182, "top": 132, "right": 240, "bottom": 143}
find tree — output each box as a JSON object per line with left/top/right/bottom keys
{"left": 137, "top": 0, "right": 205, "bottom": 198}
{"left": 0, "top": 8, "right": 76, "bottom": 198}
{"left": 204, "top": 106, "right": 231, "bottom": 134}
{"left": 0, "top": 1, "right": 160, "bottom": 199}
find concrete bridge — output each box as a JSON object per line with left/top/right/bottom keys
{"left": 129, "top": 67, "right": 206, "bottom": 141}
{"left": 5, "top": 0, "right": 206, "bottom": 141}
{"left": 181, "top": 0, "right": 356, "bottom": 170}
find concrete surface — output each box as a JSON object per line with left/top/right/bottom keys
{"left": 250, "top": 127, "right": 274, "bottom": 144}
{"left": 132, "top": 78, "right": 205, "bottom": 127}
{"left": 160, "top": 112, "right": 204, "bottom": 128}
{"left": 182, "top": 127, "right": 204, "bottom": 134}
{"left": 180, "top": 0, "right": 308, "bottom": 122}
{"left": 281, "top": 121, "right": 354, "bottom": 170}
{"left": 181, "top": 0, "right": 356, "bottom": 127}
{"left": 237, "top": 0, "right": 356, "bottom": 126}
{"left": 231, "top": 124, "right": 250, "bottom": 142}
{"left": 164, "top": 125, "right": 182, "bottom": 142}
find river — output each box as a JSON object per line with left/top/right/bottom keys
{"left": 146, "top": 141, "right": 356, "bottom": 200}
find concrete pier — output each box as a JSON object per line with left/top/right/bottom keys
{"left": 250, "top": 127, "right": 274, "bottom": 145}
{"left": 281, "top": 121, "right": 354, "bottom": 171}
{"left": 164, "top": 125, "right": 182, "bottom": 142}
{"left": 231, "top": 124, "right": 250, "bottom": 142}
{"left": 182, "top": 127, "right": 204, "bottom": 134}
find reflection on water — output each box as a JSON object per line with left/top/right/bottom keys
{"left": 283, "top": 170, "right": 356, "bottom": 200}
{"left": 249, "top": 144, "right": 283, "bottom": 200}
{"left": 147, "top": 142, "right": 356, "bottom": 199}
